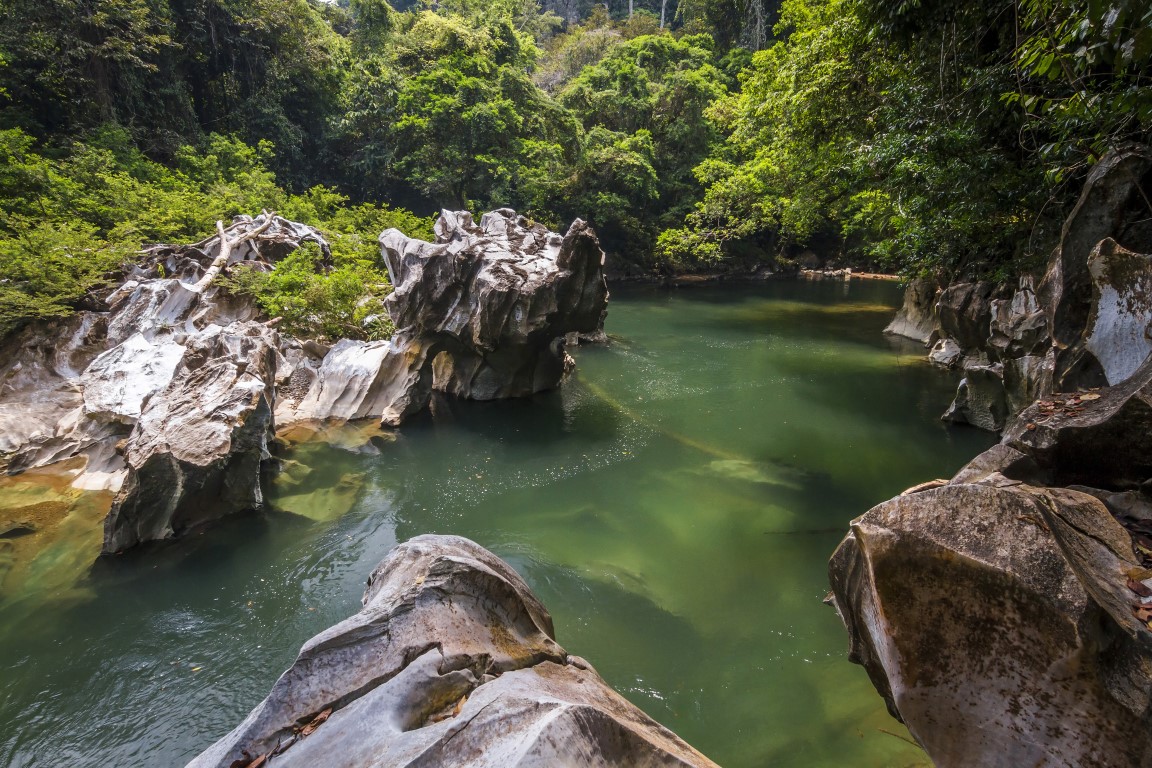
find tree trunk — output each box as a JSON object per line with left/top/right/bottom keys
{"left": 192, "top": 214, "right": 274, "bottom": 292}
{"left": 628, "top": 0, "right": 633, "bottom": 18}
{"left": 660, "top": 0, "right": 667, "bottom": 27}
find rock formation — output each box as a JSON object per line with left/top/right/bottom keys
{"left": 0, "top": 209, "right": 608, "bottom": 551}
{"left": 278, "top": 208, "right": 608, "bottom": 426}
{"left": 885, "top": 145, "right": 1152, "bottom": 431}
{"left": 187, "top": 535, "right": 717, "bottom": 768}
{"left": 829, "top": 360, "right": 1152, "bottom": 768}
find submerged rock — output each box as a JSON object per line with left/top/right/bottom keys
{"left": 188, "top": 535, "right": 716, "bottom": 768}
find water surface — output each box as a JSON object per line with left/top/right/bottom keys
{"left": 0, "top": 279, "right": 994, "bottom": 767}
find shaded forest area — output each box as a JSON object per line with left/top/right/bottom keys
{"left": 0, "top": 0, "right": 1149, "bottom": 334}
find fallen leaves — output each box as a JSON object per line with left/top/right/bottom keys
{"left": 1033, "top": 390, "right": 1101, "bottom": 424}
{"left": 296, "top": 707, "right": 332, "bottom": 738}
{"left": 227, "top": 707, "right": 334, "bottom": 768}
{"left": 1125, "top": 569, "right": 1152, "bottom": 630}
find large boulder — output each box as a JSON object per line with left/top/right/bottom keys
{"left": 187, "top": 535, "right": 718, "bottom": 768}
{"left": 935, "top": 282, "right": 996, "bottom": 350}
{"left": 281, "top": 209, "right": 610, "bottom": 427}
{"left": 1041, "top": 146, "right": 1152, "bottom": 370}
{"left": 1004, "top": 354, "right": 1152, "bottom": 489}
{"left": 101, "top": 321, "right": 280, "bottom": 553}
{"left": 828, "top": 446, "right": 1152, "bottom": 768}
{"left": 884, "top": 276, "right": 938, "bottom": 343}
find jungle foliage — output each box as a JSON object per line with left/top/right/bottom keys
{"left": 0, "top": 0, "right": 1148, "bottom": 335}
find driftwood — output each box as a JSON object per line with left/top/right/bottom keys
{"left": 191, "top": 213, "right": 275, "bottom": 292}
{"left": 135, "top": 212, "right": 332, "bottom": 287}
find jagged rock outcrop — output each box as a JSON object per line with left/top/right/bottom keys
{"left": 188, "top": 535, "right": 717, "bottom": 768}
{"left": 889, "top": 145, "right": 1152, "bottom": 431}
{"left": 2, "top": 209, "right": 609, "bottom": 551}
{"left": 884, "top": 276, "right": 938, "bottom": 343}
{"left": 830, "top": 362, "right": 1152, "bottom": 768}
{"left": 0, "top": 213, "right": 323, "bottom": 546}
{"left": 278, "top": 208, "right": 609, "bottom": 427}
{"left": 101, "top": 321, "right": 279, "bottom": 553}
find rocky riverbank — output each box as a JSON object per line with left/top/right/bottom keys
{"left": 885, "top": 146, "right": 1152, "bottom": 432}
{"left": 0, "top": 209, "right": 608, "bottom": 554}
{"left": 833, "top": 145, "right": 1152, "bottom": 766}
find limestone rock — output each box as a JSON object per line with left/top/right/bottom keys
{"left": 283, "top": 209, "right": 609, "bottom": 427}
{"left": 884, "top": 277, "right": 938, "bottom": 343}
{"left": 101, "top": 321, "right": 280, "bottom": 553}
{"left": 927, "top": 338, "right": 962, "bottom": 368}
{"left": 1041, "top": 146, "right": 1152, "bottom": 365}
{"left": 941, "top": 361, "right": 1007, "bottom": 431}
{"left": 187, "top": 535, "right": 717, "bottom": 768}
{"left": 1, "top": 213, "right": 326, "bottom": 490}
{"left": 1082, "top": 238, "right": 1152, "bottom": 385}
{"left": 1005, "top": 355, "right": 1152, "bottom": 489}
{"left": 935, "top": 282, "right": 995, "bottom": 350}
{"left": 828, "top": 457, "right": 1152, "bottom": 768}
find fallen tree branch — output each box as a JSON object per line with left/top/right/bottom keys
{"left": 191, "top": 211, "right": 276, "bottom": 292}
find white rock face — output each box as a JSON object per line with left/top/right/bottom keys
{"left": 0, "top": 214, "right": 326, "bottom": 552}
{"left": 277, "top": 339, "right": 397, "bottom": 424}
{"left": 1084, "top": 238, "right": 1152, "bottom": 385}
{"left": 81, "top": 333, "right": 186, "bottom": 424}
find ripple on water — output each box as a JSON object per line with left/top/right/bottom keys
{"left": 0, "top": 280, "right": 985, "bottom": 768}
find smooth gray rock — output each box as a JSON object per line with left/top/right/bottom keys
{"left": 942, "top": 361, "right": 1007, "bottom": 431}
{"left": 884, "top": 277, "right": 937, "bottom": 343}
{"left": 187, "top": 535, "right": 717, "bottom": 768}
{"left": 935, "top": 282, "right": 995, "bottom": 350}
{"left": 927, "top": 338, "right": 962, "bottom": 368}
{"left": 1041, "top": 145, "right": 1152, "bottom": 378}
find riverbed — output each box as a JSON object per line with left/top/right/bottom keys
{"left": 0, "top": 279, "right": 994, "bottom": 767}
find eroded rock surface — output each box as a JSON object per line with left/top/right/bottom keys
{"left": 0, "top": 214, "right": 320, "bottom": 547}
{"left": 102, "top": 321, "right": 279, "bottom": 553}
{"left": 279, "top": 208, "right": 609, "bottom": 426}
{"left": 884, "top": 276, "right": 937, "bottom": 343}
{"left": 188, "top": 535, "right": 717, "bottom": 768}
{"left": 831, "top": 367, "right": 1152, "bottom": 767}
{"left": 829, "top": 457, "right": 1152, "bottom": 766}
{"left": 888, "top": 145, "right": 1152, "bottom": 430}
{"left": 3, "top": 209, "right": 608, "bottom": 551}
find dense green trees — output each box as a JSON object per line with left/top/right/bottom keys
{"left": 1, "top": 0, "right": 1149, "bottom": 337}
{"left": 663, "top": 0, "right": 1151, "bottom": 277}
{"left": 0, "top": 126, "right": 429, "bottom": 337}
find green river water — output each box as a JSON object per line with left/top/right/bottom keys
{"left": 0, "top": 279, "right": 994, "bottom": 767}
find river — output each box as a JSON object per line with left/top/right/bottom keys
{"left": 0, "top": 279, "right": 994, "bottom": 767}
